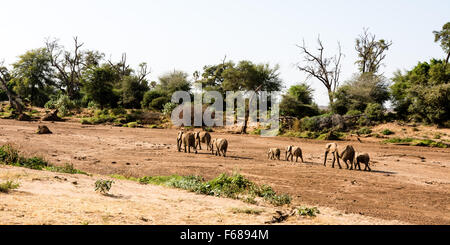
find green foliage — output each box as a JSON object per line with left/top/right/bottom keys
{"left": 280, "top": 85, "right": 320, "bottom": 119}
{"left": 357, "top": 127, "right": 372, "bottom": 135}
{"left": 157, "top": 70, "right": 191, "bottom": 94}
{"left": 118, "top": 76, "right": 149, "bottom": 109}
{"left": 433, "top": 22, "right": 450, "bottom": 63}
{"left": 381, "top": 129, "right": 395, "bottom": 135}
{"left": 364, "top": 103, "right": 384, "bottom": 122}
{"left": 94, "top": 180, "right": 114, "bottom": 194}
{"left": 0, "top": 144, "right": 49, "bottom": 170}
{"left": 332, "top": 73, "right": 389, "bottom": 115}
{"left": 141, "top": 90, "right": 167, "bottom": 110}
{"left": 383, "top": 138, "right": 448, "bottom": 148}
{"left": 82, "top": 65, "right": 118, "bottom": 109}
{"left": 162, "top": 102, "right": 178, "bottom": 116}
{"left": 45, "top": 93, "right": 77, "bottom": 116}
{"left": 297, "top": 206, "right": 320, "bottom": 217}
{"left": 391, "top": 59, "right": 450, "bottom": 125}
{"left": 0, "top": 181, "right": 20, "bottom": 193}
{"left": 45, "top": 163, "right": 87, "bottom": 175}
{"left": 138, "top": 173, "right": 291, "bottom": 206}
{"left": 127, "top": 122, "right": 139, "bottom": 128}
{"left": 11, "top": 48, "right": 55, "bottom": 107}
{"left": 317, "top": 131, "right": 343, "bottom": 140}
{"left": 345, "top": 110, "right": 362, "bottom": 117}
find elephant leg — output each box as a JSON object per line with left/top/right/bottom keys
{"left": 324, "top": 152, "right": 328, "bottom": 166}
{"left": 336, "top": 153, "right": 342, "bottom": 169}
{"left": 295, "top": 156, "right": 298, "bottom": 162}
{"left": 332, "top": 155, "right": 335, "bottom": 168}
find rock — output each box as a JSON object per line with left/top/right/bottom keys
{"left": 17, "top": 114, "right": 32, "bottom": 121}
{"left": 42, "top": 109, "right": 62, "bottom": 122}
{"left": 36, "top": 125, "right": 52, "bottom": 134}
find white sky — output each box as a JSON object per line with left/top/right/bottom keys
{"left": 1, "top": 0, "right": 449, "bottom": 106}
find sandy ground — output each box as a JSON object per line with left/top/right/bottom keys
{"left": 0, "top": 119, "right": 449, "bottom": 225}
{"left": 0, "top": 165, "right": 405, "bottom": 225}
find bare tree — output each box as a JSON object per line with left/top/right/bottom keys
{"left": 296, "top": 37, "right": 343, "bottom": 105}
{"left": 46, "top": 37, "right": 86, "bottom": 99}
{"left": 0, "top": 62, "right": 24, "bottom": 114}
{"left": 355, "top": 28, "right": 393, "bottom": 74}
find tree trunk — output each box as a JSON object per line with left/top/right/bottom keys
{"left": 0, "top": 78, "right": 23, "bottom": 114}
{"left": 446, "top": 51, "right": 450, "bottom": 65}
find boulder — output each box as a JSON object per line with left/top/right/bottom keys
{"left": 37, "top": 125, "right": 52, "bottom": 134}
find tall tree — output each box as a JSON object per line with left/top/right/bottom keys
{"left": 355, "top": 28, "right": 393, "bottom": 74}
{"left": 11, "top": 48, "right": 55, "bottom": 107}
{"left": 46, "top": 37, "right": 104, "bottom": 99}
{"left": 0, "top": 62, "right": 24, "bottom": 114}
{"left": 296, "top": 37, "right": 343, "bottom": 106}
{"left": 433, "top": 22, "right": 450, "bottom": 64}
{"left": 82, "top": 65, "right": 118, "bottom": 109}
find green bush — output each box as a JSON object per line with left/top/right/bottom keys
{"left": 381, "top": 129, "right": 395, "bottom": 135}
{"left": 45, "top": 94, "right": 77, "bottom": 117}
{"left": 357, "top": 127, "right": 372, "bottom": 135}
{"left": 95, "top": 180, "right": 114, "bottom": 194}
{"left": 297, "top": 206, "right": 320, "bottom": 217}
{"left": 136, "top": 173, "right": 291, "bottom": 206}
{"left": 364, "top": 103, "right": 384, "bottom": 122}
{"left": 162, "top": 102, "right": 178, "bottom": 116}
{"left": 0, "top": 181, "right": 20, "bottom": 193}
{"left": 45, "top": 163, "right": 87, "bottom": 175}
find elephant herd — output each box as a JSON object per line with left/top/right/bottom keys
{"left": 176, "top": 131, "right": 228, "bottom": 157}
{"left": 175, "top": 130, "right": 372, "bottom": 172}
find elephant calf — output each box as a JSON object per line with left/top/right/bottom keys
{"left": 356, "top": 153, "right": 371, "bottom": 171}
{"left": 268, "top": 148, "right": 281, "bottom": 160}
{"left": 285, "top": 146, "right": 304, "bottom": 163}
{"left": 339, "top": 145, "right": 355, "bottom": 170}
{"left": 211, "top": 138, "right": 228, "bottom": 157}
{"left": 324, "top": 143, "right": 342, "bottom": 169}
{"left": 182, "top": 132, "right": 198, "bottom": 154}
{"left": 176, "top": 131, "right": 184, "bottom": 152}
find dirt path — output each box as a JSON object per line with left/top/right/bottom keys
{"left": 1, "top": 119, "right": 449, "bottom": 224}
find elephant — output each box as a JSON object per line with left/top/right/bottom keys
{"left": 268, "top": 148, "right": 281, "bottom": 160}
{"left": 212, "top": 138, "right": 228, "bottom": 157}
{"left": 176, "top": 131, "right": 184, "bottom": 152}
{"left": 324, "top": 143, "right": 342, "bottom": 169}
{"left": 182, "top": 132, "right": 198, "bottom": 154}
{"left": 356, "top": 153, "right": 371, "bottom": 171}
{"left": 339, "top": 145, "right": 355, "bottom": 170}
{"left": 285, "top": 146, "right": 304, "bottom": 163}
{"left": 195, "top": 131, "right": 211, "bottom": 150}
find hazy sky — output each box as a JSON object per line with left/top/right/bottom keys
{"left": 1, "top": 0, "right": 449, "bottom": 106}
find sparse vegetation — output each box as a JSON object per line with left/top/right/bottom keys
{"left": 0, "top": 144, "right": 87, "bottom": 174}
{"left": 0, "top": 180, "right": 20, "bottom": 193}
{"left": 132, "top": 173, "right": 292, "bottom": 206}
{"left": 297, "top": 206, "right": 320, "bottom": 217}
{"left": 381, "top": 129, "right": 395, "bottom": 135}
{"left": 231, "top": 208, "right": 263, "bottom": 215}
{"left": 95, "top": 179, "right": 114, "bottom": 194}
{"left": 383, "top": 138, "right": 448, "bottom": 148}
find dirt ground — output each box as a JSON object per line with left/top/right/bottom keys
{"left": 1, "top": 119, "right": 449, "bottom": 225}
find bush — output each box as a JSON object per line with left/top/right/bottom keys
{"left": 0, "top": 144, "right": 49, "bottom": 170}
{"left": 0, "top": 181, "right": 20, "bottom": 193}
{"left": 141, "top": 90, "right": 167, "bottom": 109}
{"left": 358, "top": 127, "right": 372, "bottom": 135}
{"left": 45, "top": 94, "right": 77, "bottom": 117}
{"left": 162, "top": 102, "right": 178, "bottom": 116}
{"left": 364, "top": 103, "right": 384, "bottom": 122}
{"left": 45, "top": 163, "right": 87, "bottom": 175}
{"left": 95, "top": 180, "right": 114, "bottom": 194}
{"left": 381, "top": 129, "right": 395, "bottom": 135}
{"left": 297, "top": 206, "right": 320, "bottom": 217}
{"left": 137, "top": 173, "right": 291, "bottom": 206}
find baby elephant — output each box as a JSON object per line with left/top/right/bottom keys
{"left": 268, "top": 148, "right": 281, "bottom": 160}
{"left": 355, "top": 153, "right": 372, "bottom": 171}
{"left": 339, "top": 145, "right": 355, "bottom": 170}
{"left": 182, "top": 132, "right": 198, "bottom": 154}
{"left": 285, "top": 146, "right": 304, "bottom": 163}
{"left": 211, "top": 138, "right": 228, "bottom": 157}
{"left": 176, "top": 131, "right": 184, "bottom": 152}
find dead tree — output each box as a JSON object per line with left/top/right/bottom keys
{"left": 296, "top": 37, "right": 343, "bottom": 106}
{"left": 46, "top": 37, "right": 85, "bottom": 99}
{"left": 355, "top": 28, "right": 393, "bottom": 74}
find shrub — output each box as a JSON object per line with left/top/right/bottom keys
{"left": 0, "top": 181, "right": 20, "bottom": 193}
{"left": 357, "top": 127, "right": 372, "bottom": 135}
{"left": 45, "top": 163, "right": 87, "bottom": 175}
{"left": 95, "top": 180, "right": 114, "bottom": 194}
{"left": 45, "top": 94, "right": 77, "bottom": 117}
{"left": 127, "top": 122, "right": 139, "bottom": 128}
{"left": 345, "top": 110, "right": 362, "bottom": 117}
{"left": 137, "top": 173, "right": 291, "bottom": 206}
{"left": 381, "top": 129, "right": 395, "bottom": 135}
{"left": 364, "top": 103, "right": 384, "bottom": 122}
{"left": 297, "top": 206, "right": 320, "bottom": 217}
{"left": 162, "top": 102, "right": 178, "bottom": 116}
